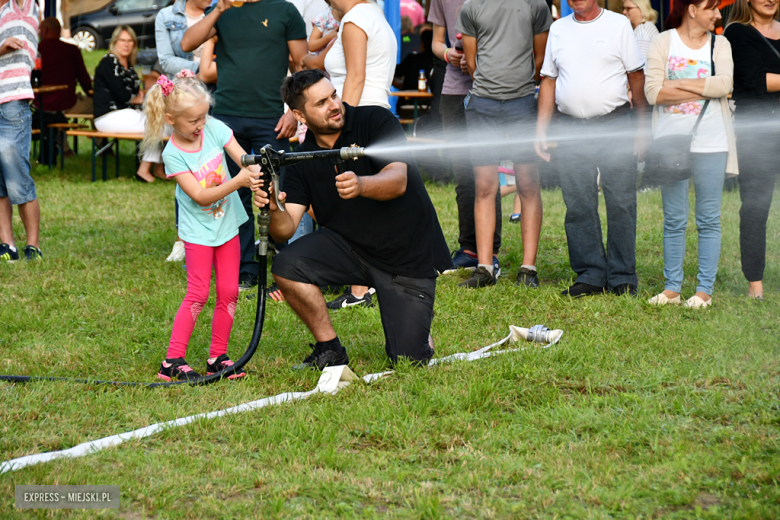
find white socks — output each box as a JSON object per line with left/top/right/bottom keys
{"left": 8, "top": 245, "right": 17, "bottom": 253}
{"left": 478, "top": 264, "right": 494, "bottom": 275}
{"left": 521, "top": 265, "right": 536, "bottom": 272}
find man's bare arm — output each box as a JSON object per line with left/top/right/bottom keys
{"left": 534, "top": 76, "right": 557, "bottom": 162}
{"left": 335, "top": 162, "right": 407, "bottom": 201}
{"left": 181, "top": 0, "right": 231, "bottom": 52}
{"left": 532, "top": 32, "right": 548, "bottom": 82}
{"left": 462, "top": 34, "right": 477, "bottom": 79}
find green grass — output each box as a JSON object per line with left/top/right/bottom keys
{"left": 0, "top": 141, "right": 779, "bottom": 519}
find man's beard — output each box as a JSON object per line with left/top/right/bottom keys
{"left": 306, "top": 105, "right": 345, "bottom": 135}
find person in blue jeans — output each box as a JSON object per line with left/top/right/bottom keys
{"left": 181, "top": 0, "right": 308, "bottom": 290}
{"left": 644, "top": 0, "right": 737, "bottom": 309}
{"left": 0, "top": 0, "right": 42, "bottom": 262}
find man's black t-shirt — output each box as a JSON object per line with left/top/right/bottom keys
{"left": 282, "top": 104, "right": 452, "bottom": 279}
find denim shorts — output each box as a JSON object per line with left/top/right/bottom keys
{"left": 464, "top": 93, "right": 537, "bottom": 166}
{"left": 0, "top": 100, "right": 35, "bottom": 204}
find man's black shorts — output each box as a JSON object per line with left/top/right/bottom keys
{"left": 272, "top": 228, "right": 436, "bottom": 364}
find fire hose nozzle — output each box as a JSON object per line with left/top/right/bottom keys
{"left": 340, "top": 147, "right": 366, "bottom": 160}
{"left": 517, "top": 325, "right": 563, "bottom": 345}
{"left": 240, "top": 154, "right": 259, "bottom": 167}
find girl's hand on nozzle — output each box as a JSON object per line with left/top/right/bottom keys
{"left": 235, "top": 168, "right": 261, "bottom": 189}
{"left": 248, "top": 168, "right": 263, "bottom": 192}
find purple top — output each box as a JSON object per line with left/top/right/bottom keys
{"left": 427, "top": 0, "right": 473, "bottom": 96}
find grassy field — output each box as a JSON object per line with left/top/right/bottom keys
{"left": 0, "top": 134, "right": 778, "bottom": 518}
{"left": 3, "top": 51, "right": 780, "bottom": 517}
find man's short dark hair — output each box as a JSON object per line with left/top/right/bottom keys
{"left": 281, "top": 69, "right": 329, "bottom": 111}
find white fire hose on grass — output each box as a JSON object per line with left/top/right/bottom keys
{"left": 1, "top": 325, "right": 562, "bottom": 474}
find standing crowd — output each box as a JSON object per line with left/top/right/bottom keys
{"left": 0, "top": 0, "right": 777, "bottom": 376}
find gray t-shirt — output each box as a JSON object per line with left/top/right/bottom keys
{"left": 427, "top": 0, "right": 473, "bottom": 96}
{"left": 456, "top": 0, "right": 553, "bottom": 100}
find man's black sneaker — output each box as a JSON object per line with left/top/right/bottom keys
{"left": 458, "top": 266, "right": 496, "bottom": 288}
{"left": 326, "top": 288, "right": 374, "bottom": 309}
{"left": 157, "top": 358, "right": 202, "bottom": 381}
{"left": 611, "top": 283, "right": 638, "bottom": 297}
{"left": 0, "top": 243, "right": 19, "bottom": 262}
{"left": 509, "top": 213, "right": 521, "bottom": 224}
{"left": 292, "top": 343, "right": 349, "bottom": 371}
{"left": 561, "top": 282, "right": 606, "bottom": 298}
{"left": 238, "top": 273, "right": 258, "bottom": 291}
{"left": 206, "top": 354, "right": 246, "bottom": 379}
{"left": 516, "top": 267, "right": 539, "bottom": 288}
{"left": 23, "top": 245, "right": 43, "bottom": 261}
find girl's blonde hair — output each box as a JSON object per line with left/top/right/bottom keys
{"left": 141, "top": 73, "right": 213, "bottom": 155}
{"left": 630, "top": 0, "right": 659, "bottom": 24}
{"left": 108, "top": 25, "right": 138, "bottom": 66}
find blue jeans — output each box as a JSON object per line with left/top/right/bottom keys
{"left": 660, "top": 152, "right": 727, "bottom": 295}
{"left": 212, "top": 113, "right": 287, "bottom": 280}
{"left": 0, "top": 101, "right": 34, "bottom": 204}
{"left": 289, "top": 213, "right": 314, "bottom": 244}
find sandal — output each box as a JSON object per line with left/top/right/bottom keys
{"left": 266, "top": 284, "right": 285, "bottom": 302}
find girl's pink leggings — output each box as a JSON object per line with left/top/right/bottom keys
{"left": 166, "top": 236, "right": 240, "bottom": 360}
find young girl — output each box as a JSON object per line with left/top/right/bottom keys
{"left": 308, "top": 1, "right": 341, "bottom": 55}
{"left": 142, "top": 70, "right": 260, "bottom": 381}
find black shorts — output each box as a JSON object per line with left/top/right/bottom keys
{"left": 271, "top": 228, "right": 436, "bottom": 364}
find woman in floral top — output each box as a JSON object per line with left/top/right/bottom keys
{"left": 644, "top": 0, "right": 737, "bottom": 309}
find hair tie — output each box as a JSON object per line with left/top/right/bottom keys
{"left": 176, "top": 69, "right": 196, "bottom": 79}
{"left": 157, "top": 75, "right": 174, "bottom": 97}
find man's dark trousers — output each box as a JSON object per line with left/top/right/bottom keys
{"left": 214, "top": 113, "right": 288, "bottom": 283}
{"left": 439, "top": 94, "right": 501, "bottom": 255}
{"left": 555, "top": 110, "right": 638, "bottom": 290}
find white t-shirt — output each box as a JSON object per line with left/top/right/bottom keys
{"left": 654, "top": 30, "right": 727, "bottom": 153}
{"left": 324, "top": 2, "right": 397, "bottom": 109}
{"left": 541, "top": 9, "right": 645, "bottom": 119}
{"left": 185, "top": 12, "right": 205, "bottom": 62}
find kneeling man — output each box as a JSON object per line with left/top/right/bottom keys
{"left": 254, "top": 70, "right": 452, "bottom": 370}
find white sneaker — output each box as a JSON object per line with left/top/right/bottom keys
{"left": 684, "top": 295, "right": 712, "bottom": 309}
{"left": 648, "top": 292, "right": 681, "bottom": 305}
{"left": 166, "top": 241, "right": 185, "bottom": 262}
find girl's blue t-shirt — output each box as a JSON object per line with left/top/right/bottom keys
{"left": 163, "top": 118, "right": 248, "bottom": 247}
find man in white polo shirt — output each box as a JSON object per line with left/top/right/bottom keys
{"left": 535, "top": 0, "right": 647, "bottom": 298}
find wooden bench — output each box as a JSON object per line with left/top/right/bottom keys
{"left": 65, "top": 129, "right": 146, "bottom": 182}
{"left": 47, "top": 123, "right": 88, "bottom": 169}
{"left": 63, "top": 112, "right": 94, "bottom": 121}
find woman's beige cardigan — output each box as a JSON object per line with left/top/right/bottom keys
{"left": 644, "top": 30, "right": 738, "bottom": 175}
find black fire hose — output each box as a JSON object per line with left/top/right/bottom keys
{"left": 0, "top": 145, "right": 364, "bottom": 388}
{"left": 0, "top": 212, "right": 272, "bottom": 388}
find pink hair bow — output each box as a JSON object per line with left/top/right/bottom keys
{"left": 176, "top": 69, "right": 196, "bottom": 79}
{"left": 157, "top": 75, "right": 174, "bottom": 97}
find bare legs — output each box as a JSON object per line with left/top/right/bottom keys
{"left": 474, "top": 163, "right": 541, "bottom": 267}
{"left": 274, "top": 274, "right": 337, "bottom": 342}
{"left": 136, "top": 162, "right": 165, "bottom": 183}
{"left": 0, "top": 197, "right": 40, "bottom": 248}
{"left": 748, "top": 281, "right": 763, "bottom": 300}
{"left": 514, "top": 163, "right": 541, "bottom": 267}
